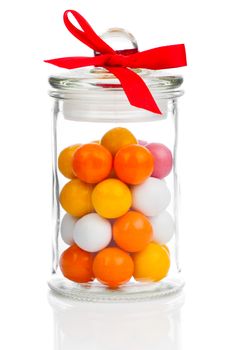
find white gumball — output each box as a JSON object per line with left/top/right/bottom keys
{"left": 61, "top": 213, "right": 77, "bottom": 245}
{"left": 132, "top": 177, "right": 171, "bottom": 216}
{"left": 73, "top": 213, "right": 112, "bottom": 252}
{"left": 149, "top": 211, "right": 175, "bottom": 244}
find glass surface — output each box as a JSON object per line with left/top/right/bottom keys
{"left": 49, "top": 94, "right": 184, "bottom": 301}
{"left": 48, "top": 66, "right": 183, "bottom": 122}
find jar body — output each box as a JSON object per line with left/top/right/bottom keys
{"left": 49, "top": 96, "right": 183, "bottom": 301}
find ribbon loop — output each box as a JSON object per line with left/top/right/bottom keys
{"left": 63, "top": 10, "right": 114, "bottom": 54}
{"left": 45, "top": 9, "right": 187, "bottom": 115}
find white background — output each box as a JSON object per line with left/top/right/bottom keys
{"left": 0, "top": 0, "right": 233, "bottom": 349}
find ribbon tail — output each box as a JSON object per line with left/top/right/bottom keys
{"left": 44, "top": 55, "right": 107, "bottom": 69}
{"left": 107, "top": 67, "right": 162, "bottom": 115}
{"left": 125, "top": 44, "right": 187, "bottom": 70}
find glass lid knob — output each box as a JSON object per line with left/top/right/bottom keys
{"left": 94, "top": 28, "right": 138, "bottom": 55}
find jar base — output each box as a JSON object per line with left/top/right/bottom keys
{"left": 48, "top": 276, "right": 184, "bottom": 302}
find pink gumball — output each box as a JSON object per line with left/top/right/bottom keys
{"left": 138, "top": 140, "right": 148, "bottom": 146}
{"left": 146, "top": 143, "right": 173, "bottom": 179}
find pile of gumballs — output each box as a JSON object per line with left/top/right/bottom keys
{"left": 58, "top": 127, "right": 174, "bottom": 288}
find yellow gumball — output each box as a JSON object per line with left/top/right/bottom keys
{"left": 133, "top": 242, "right": 170, "bottom": 282}
{"left": 58, "top": 144, "right": 81, "bottom": 179}
{"left": 101, "top": 127, "right": 137, "bottom": 156}
{"left": 60, "top": 179, "right": 94, "bottom": 217}
{"left": 92, "top": 179, "right": 132, "bottom": 219}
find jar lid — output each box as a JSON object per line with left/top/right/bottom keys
{"left": 48, "top": 28, "right": 184, "bottom": 122}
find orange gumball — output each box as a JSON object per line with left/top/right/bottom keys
{"left": 72, "top": 143, "right": 112, "bottom": 184}
{"left": 60, "top": 179, "right": 94, "bottom": 217}
{"left": 60, "top": 245, "right": 94, "bottom": 283}
{"left": 58, "top": 144, "right": 81, "bottom": 179}
{"left": 113, "top": 211, "right": 153, "bottom": 252}
{"left": 114, "top": 145, "right": 154, "bottom": 185}
{"left": 93, "top": 247, "right": 134, "bottom": 288}
{"left": 101, "top": 127, "right": 137, "bottom": 156}
{"left": 133, "top": 242, "right": 170, "bottom": 282}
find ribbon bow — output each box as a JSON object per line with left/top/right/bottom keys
{"left": 45, "top": 10, "right": 187, "bottom": 115}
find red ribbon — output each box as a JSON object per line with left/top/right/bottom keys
{"left": 45, "top": 10, "right": 187, "bottom": 114}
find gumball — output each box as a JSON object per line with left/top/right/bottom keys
{"left": 149, "top": 211, "right": 175, "bottom": 244}
{"left": 60, "top": 244, "right": 94, "bottom": 283}
{"left": 58, "top": 144, "right": 81, "bottom": 179}
{"left": 113, "top": 211, "right": 153, "bottom": 252}
{"left": 132, "top": 177, "right": 171, "bottom": 216}
{"left": 73, "top": 213, "right": 112, "bottom": 253}
{"left": 61, "top": 213, "right": 77, "bottom": 245}
{"left": 133, "top": 242, "right": 170, "bottom": 282}
{"left": 93, "top": 247, "right": 134, "bottom": 288}
{"left": 114, "top": 145, "right": 154, "bottom": 185}
{"left": 146, "top": 143, "right": 173, "bottom": 179}
{"left": 101, "top": 127, "right": 137, "bottom": 156}
{"left": 92, "top": 179, "right": 132, "bottom": 219}
{"left": 60, "top": 179, "right": 94, "bottom": 217}
{"left": 72, "top": 143, "right": 112, "bottom": 184}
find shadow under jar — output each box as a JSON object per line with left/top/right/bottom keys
{"left": 48, "top": 30, "right": 184, "bottom": 302}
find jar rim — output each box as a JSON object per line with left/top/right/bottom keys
{"left": 48, "top": 67, "right": 184, "bottom": 120}
{"left": 48, "top": 67, "right": 183, "bottom": 98}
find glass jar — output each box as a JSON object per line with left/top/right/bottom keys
{"left": 48, "top": 30, "right": 184, "bottom": 302}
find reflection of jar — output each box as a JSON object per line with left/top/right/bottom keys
{"left": 49, "top": 291, "right": 184, "bottom": 350}
{"left": 48, "top": 28, "right": 185, "bottom": 301}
